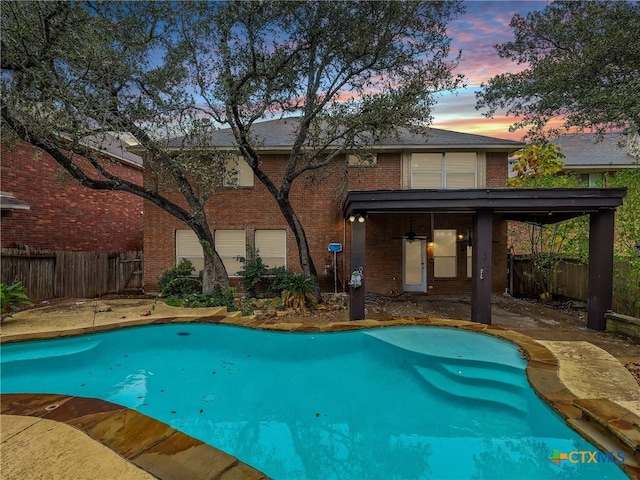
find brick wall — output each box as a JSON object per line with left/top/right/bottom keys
{"left": 486, "top": 152, "right": 509, "bottom": 188}
{"left": 143, "top": 150, "right": 509, "bottom": 294}
{"left": 1, "top": 141, "right": 143, "bottom": 252}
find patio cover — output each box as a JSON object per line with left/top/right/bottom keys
{"left": 343, "top": 188, "right": 627, "bottom": 330}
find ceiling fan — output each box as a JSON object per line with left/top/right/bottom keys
{"left": 391, "top": 214, "right": 427, "bottom": 241}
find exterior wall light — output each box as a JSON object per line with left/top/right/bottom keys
{"left": 348, "top": 215, "right": 356, "bottom": 223}
{"left": 357, "top": 215, "right": 365, "bottom": 223}
{"left": 348, "top": 213, "right": 366, "bottom": 223}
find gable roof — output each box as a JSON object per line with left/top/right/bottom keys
{"left": 80, "top": 132, "right": 143, "bottom": 168}
{"left": 551, "top": 133, "right": 639, "bottom": 171}
{"left": 166, "top": 117, "right": 523, "bottom": 152}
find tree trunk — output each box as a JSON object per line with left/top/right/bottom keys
{"left": 277, "top": 195, "right": 320, "bottom": 298}
{"left": 192, "top": 225, "right": 229, "bottom": 293}
{"left": 202, "top": 248, "right": 229, "bottom": 293}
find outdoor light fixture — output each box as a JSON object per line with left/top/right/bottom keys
{"left": 636, "top": 241, "right": 640, "bottom": 258}
{"left": 358, "top": 215, "right": 365, "bottom": 223}
{"left": 348, "top": 213, "right": 366, "bottom": 223}
{"left": 348, "top": 214, "right": 356, "bottom": 223}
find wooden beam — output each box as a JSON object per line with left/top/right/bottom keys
{"left": 587, "top": 209, "right": 615, "bottom": 330}
{"left": 471, "top": 210, "right": 493, "bottom": 324}
{"left": 349, "top": 219, "right": 366, "bottom": 320}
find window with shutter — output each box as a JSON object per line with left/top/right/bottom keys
{"left": 255, "top": 230, "right": 287, "bottom": 269}
{"left": 409, "top": 152, "right": 477, "bottom": 189}
{"left": 215, "top": 230, "right": 246, "bottom": 275}
{"left": 224, "top": 156, "right": 254, "bottom": 187}
{"left": 175, "top": 230, "right": 205, "bottom": 273}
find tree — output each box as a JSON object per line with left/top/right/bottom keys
{"left": 508, "top": 141, "right": 565, "bottom": 186}
{"left": 182, "top": 1, "right": 465, "bottom": 291}
{"left": 2, "top": 1, "right": 464, "bottom": 297}
{"left": 476, "top": 0, "right": 640, "bottom": 140}
{"left": 1, "top": 1, "right": 230, "bottom": 292}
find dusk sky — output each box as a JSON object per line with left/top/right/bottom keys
{"left": 431, "top": 1, "right": 547, "bottom": 140}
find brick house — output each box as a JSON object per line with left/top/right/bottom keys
{"left": 144, "top": 118, "right": 521, "bottom": 294}
{"left": 1, "top": 134, "right": 143, "bottom": 252}
{"left": 144, "top": 118, "right": 626, "bottom": 327}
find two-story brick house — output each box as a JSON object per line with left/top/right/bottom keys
{"left": 144, "top": 117, "right": 626, "bottom": 328}
{"left": 143, "top": 118, "right": 521, "bottom": 294}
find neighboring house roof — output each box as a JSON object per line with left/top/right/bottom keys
{"left": 79, "top": 132, "right": 143, "bottom": 168}
{"left": 166, "top": 117, "right": 523, "bottom": 152}
{"left": 551, "top": 133, "right": 639, "bottom": 171}
{"left": 0, "top": 191, "right": 30, "bottom": 210}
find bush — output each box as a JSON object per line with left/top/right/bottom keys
{"left": 237, "top": 247, "right": 267, "bottom": 298}
{"left": 165, "top": 284, "right": 237, "bottom": 311}
{"left": 281, "top": 272, "right": 317, "bottom": 310}
{"left": 0, "top": 281, "right": 33, "bottom": 321}
{"left": 157, "top": 259, "right": 202, "bottom": 297}
{"left": 268, "top": 266, "right": 289, "bottom": 295}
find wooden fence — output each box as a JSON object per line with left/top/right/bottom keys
{"left": 1, "top": 248, "right": 143, "bottom": 301}
{"left": 510, "top": 255, "right": 639, "bottom": 317}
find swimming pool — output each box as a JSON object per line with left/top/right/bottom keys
{"left": 1, "top": 324, "right": 628, "bottom": 479}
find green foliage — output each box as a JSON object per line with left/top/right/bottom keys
{"left": 281, "top": 273, "right": 318, "bottom": 310}
{"left": 1, "top": 2, "right": 231, "bottom": 292}
{"left": 509, "top": 142, "right": 565, "bottom": 186}
{"left": 268, "top": 266, "right": 289, "bottom": 296}
{"left": 607, "top": 167, "right": 640, "bottom": 316}
{"left": 157, "top": 259, "right": 202, "bottom": 297}
{"left": 0, "top": 281, "right": 33, "bottom": 320}
{"left": 165, "top": 284, "right": 237, "bottom": 310}
{"left": 477, "top": 1, "right": 640, "bottom": 139}
{"left": 237, "top": 247, "right": 267, "bottom": 298}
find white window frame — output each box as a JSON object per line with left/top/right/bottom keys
{"left": 224, "top": 155, "right": 255, "bottom": 187}
{"left": 255, "top": 229, "right": 287, "bottom": 269}
{"left": 433, "top": 229, "right": 457, "bottom": 278}
{"left": 215, "top": 230, "right": 246, "bottom": 276}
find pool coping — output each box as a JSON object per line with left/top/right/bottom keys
{"left": 2, "top": 315, "right": 639, "bottom": 479}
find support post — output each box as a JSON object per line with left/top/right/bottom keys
{"left": 587, "top": 209, "right": 615, "bottom": 330}
{"left": 471, "top": 210, "right": 493, "bottom": 324}
{"left": 349, "top": 219, "right": 366, "bottom": 320}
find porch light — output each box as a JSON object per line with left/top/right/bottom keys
{"left": 357, "top": 215, "right": 365, "bottom": 223}
{"left": 348, "top": 213, "right": 366, "bottom": 223}
{"left": 636, "top": 241, "right": 640, "bottom": 258}
{"left": 348, "top": 214, "right": 356, "bottom": 223}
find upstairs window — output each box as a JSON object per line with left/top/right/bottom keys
{"left": 410, "top": 152, "right": 477, "bottom": 189}
{"left": 224, "top": 155, "right": 254, "bottom": 187}
{"left": 578, "top": 173, "right": 604, "bottom": 187}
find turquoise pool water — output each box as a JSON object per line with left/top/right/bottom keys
{"left": 1, "top": 325, "right": 628, "bottom": 479}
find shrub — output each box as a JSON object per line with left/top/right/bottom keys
{"left": 281, "top": 272, "right": 317, "bottom": 310}
{"left": 157, "top": 259, "right": 202, "bottom": 297}
{"left": 0, "top": 281, "right": 33, "bottom": 322}
{"left": 237, "top": 247, "right": 267, "bottom": 298}
{"left": 167, "top": 285, "right": 237, "bottom": 310}
{"left": 268, "top": 266, "right": 289, "bottom": 295}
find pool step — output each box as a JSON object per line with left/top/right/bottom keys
{"left": 413, "top": 364, "right": 528, "bottom": 413}
{"left": 364, "top": 329, "right": 530, "bottom": 413}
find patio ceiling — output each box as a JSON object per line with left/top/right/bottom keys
{"left": 343, "top": 188, "right": 627, "bottom": 224}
